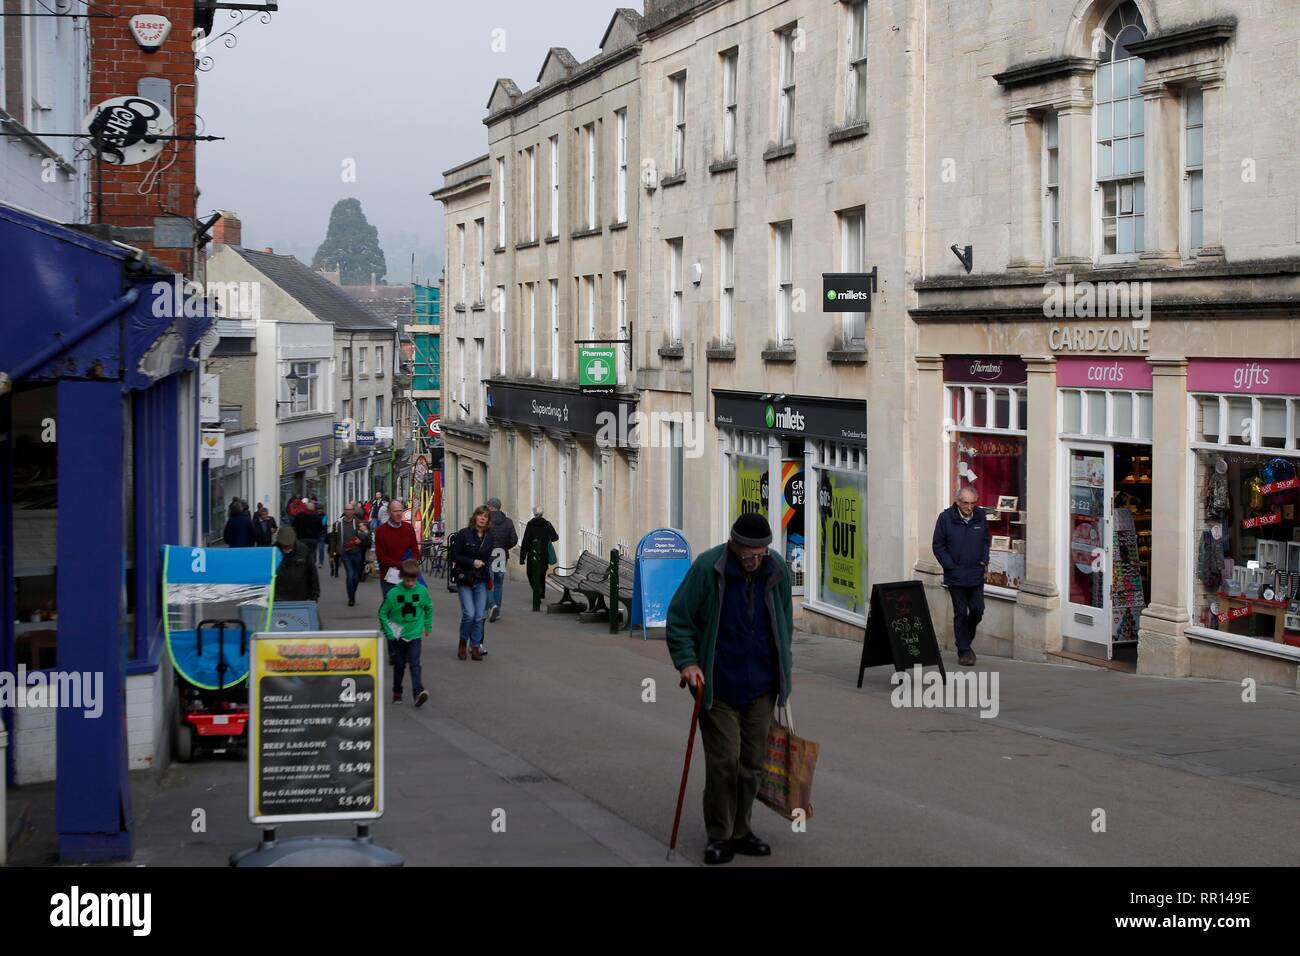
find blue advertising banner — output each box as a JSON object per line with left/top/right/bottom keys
{"left": 629, "top": 528, "right": 692, "bottom": 640}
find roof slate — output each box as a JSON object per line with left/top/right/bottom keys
{"left": 232, "top": 247, "right": 393, "bottom": 331}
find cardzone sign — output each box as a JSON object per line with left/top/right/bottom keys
{"left": 128, "top": 15, "right": 172, "bottom": 50}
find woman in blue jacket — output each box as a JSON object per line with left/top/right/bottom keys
{"left": 450, "top": 505, "right": 494, "bottom": 661}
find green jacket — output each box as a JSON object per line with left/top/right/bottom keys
{"left": 378, "top": 583, "right": 433, "bottom": 641}
{"left": 665, "top": 543, "right": 794, "bottom": 711}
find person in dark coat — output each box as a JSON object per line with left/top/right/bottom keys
{"left": 274, "top": 526, "right": 320, "bottom": 603}
{"left": 931, "top": 486, "right": 990, "bottom": 666}
{"left": 222, "top": 500, "right": 258, "bottom": 548}
{"left": 253, "top": 503, "right": 278, "bottom": 546}
{"left": 450, "top": 506, "right": 494, "bottom": 661}
{"left": 291, "top": 499, "right": 322, "bottom": 561}
{"left": 666, "top": 512, "right": 794, "bottom": 866}
{"left": 484, "top": 497, "right": 518, "bottom": 622}
{"left": 519, "top": 506, "right": 560, "bottom": 602}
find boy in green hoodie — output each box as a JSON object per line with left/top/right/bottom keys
{"left": 379, "top": 559, "right": 433, "bottom": 707}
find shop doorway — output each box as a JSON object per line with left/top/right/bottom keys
{"left": 1061, "top": 441, "right": 1152, "bottom": 665}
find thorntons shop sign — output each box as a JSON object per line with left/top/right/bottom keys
{"left": 943, "top": 356, "right": 1028, "bottom": 386}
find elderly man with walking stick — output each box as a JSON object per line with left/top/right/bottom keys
{"left": 665, "top": 512, "right": 794, "bottom": 865}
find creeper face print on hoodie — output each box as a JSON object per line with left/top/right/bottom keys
{"left": 395, "top": 590, "right": 420, "bottom": 621}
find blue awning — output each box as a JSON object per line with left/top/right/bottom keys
{"left": 0, "top": 203, "right": 214, "bottom": 390}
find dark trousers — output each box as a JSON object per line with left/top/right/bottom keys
{"left": 390, "top": 638, "right": 423, "bottom": 697}
{"left": 341, "top": 551, "right": 364, "bottom": 601}
{"left": 525, "top": 557, "right": 550, "bottom": 604}
{"left": 949, "top": 584, "right": 985, "bottom": 655}
{"left": 697, "top": 691, "right": 777, "bottom": 842}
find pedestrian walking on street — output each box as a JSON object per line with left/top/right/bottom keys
{"left": 273, "top": 526, "right": 320, "bottom": 603}
{"left": 379, "top": 559, "right": 432, "bottom": 707}
{"left": 369, "top": 492, "right": 386, "bottom": 535}
{"left": 327, "top": 519, "right": 341, "bottom": 577}
{"left": 375, "top": 498, "right": 420, "bottom": 599}
{"left": 333, "top": 501, "right": 372, "bottom": 606}
{"left": 932, "top": 486, "right": 990, "bottom": 667}
{"left": 485, "top": 496, "right": 518, "bottom": 622}
{"left": 665, "top": 512, "right": 794, "bottom": 865}
{"left": 253, "top": 503, "right": 277, "bottom": 547}
{"left": 451, "top": 505, "right": 493, "bottom": 661}
{"left": 313, "top": 497, "right": 329, "bottom": 568}
{"left": 292, "top": 498, "right": 322, "bottom": 564}
{"left": 221, "top": 499, "right": 257, "bottom": 548}
{"left": 519, "top": 506, "right": 559, "bottom": 603}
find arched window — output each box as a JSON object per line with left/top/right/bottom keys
{"left": 1095, "top": 1, "right": 1147, "bottom": 258}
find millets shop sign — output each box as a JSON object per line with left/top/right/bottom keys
{"left": 715, "top": 390, "right": 867, "bottom": 443}
{"left": 822, "top": 271, "right": 877, "bottom": 312}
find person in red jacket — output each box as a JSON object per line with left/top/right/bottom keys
{"left": 375, "top": 498, "right": 421, "bottom": 598}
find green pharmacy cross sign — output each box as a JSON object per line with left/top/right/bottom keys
{"left": 579, "top": 345, "right": 618, "bottom": 395}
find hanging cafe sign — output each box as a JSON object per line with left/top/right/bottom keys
{"left": 83, "top": 96, "right": 174, "bottom": 166}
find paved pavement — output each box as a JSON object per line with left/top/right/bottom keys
{"left": 7, "top": 560, "right": 1300, "bottom": 866}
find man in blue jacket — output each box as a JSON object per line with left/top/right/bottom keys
{"left": 932, "top": 486, "right": 989, "bottom": 666}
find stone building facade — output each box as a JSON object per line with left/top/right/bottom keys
{"left": 432, "top": 154, "right": 494, "bottom": 529}
{"left": 634, "top": 0, "right": 901, "bottom": 638}
{"left": 912, "top": 0, "right": 1300, "bottom": 688}
{"left": 435, "top": 0, "right": 1300, "bottom": 685}
{"left": 477, "top": 8, "right": 646, "bottom": 563}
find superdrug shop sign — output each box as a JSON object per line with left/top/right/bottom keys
{"left": 485, "top": 381, "right": 636, "bottom": 436}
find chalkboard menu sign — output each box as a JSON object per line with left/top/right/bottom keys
{"left": 249, "top": 633, "right": 383, "bottom": 824}
{"left": 857, "top": 582, "right": 947, "bottom": 686}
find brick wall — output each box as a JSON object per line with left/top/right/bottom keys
{"left": 89, "top": 1, "right": 199, "bottom": 276}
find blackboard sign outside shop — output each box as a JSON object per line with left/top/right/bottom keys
{"left": 857, "top": 582, "right": 946, "bottom": 687}
{"left": 249, "top": 632, "right": 384, "bottom": 824}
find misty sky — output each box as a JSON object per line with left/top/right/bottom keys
{"left": 198, "top": 0, "right": 623, "bottom": 285}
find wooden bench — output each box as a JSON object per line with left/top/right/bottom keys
{"left": 545, "top": 551, "right": 609, "bottom": 614}
{"left": 574, "top": 553, "right": 633, "bottom": 626}
{"left": 545, "top": 550, "right": 634, "bottom": 626}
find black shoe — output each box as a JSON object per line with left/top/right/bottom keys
{"left": 730, "top": 832, "right": 771, "bottom": 857}
{"left": 704, "top": 839, "right": 734, "bottom": 865}
{"left": 348, "top": 597, "right": 355, "bottom": 607}
{"left": 415, "top": 690, "right": 429, "bottom": 708}
{"left": 489, "top": 605, "right": 500, "bottom": 622}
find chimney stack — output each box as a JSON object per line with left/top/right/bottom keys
{"left": 264, "top": 247, "right": 274, "bottom": 254}
{"left": 211, "top": 211, "right": 242, "bottom": 247}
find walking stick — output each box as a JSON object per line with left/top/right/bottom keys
{"left": 667, "top": 676, "right": 704, "bottom": 861}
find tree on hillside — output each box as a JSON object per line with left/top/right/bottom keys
{"left": 311, "top": 198, "right": 388, "bottom": 285}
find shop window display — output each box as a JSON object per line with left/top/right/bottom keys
{"left": 946, "top": 379, "right": 1028, "bottom": 591}
{"left": 1110, "top": 448, "right": 1152, "bottom": 644}
{"left": 952, "top": 433, "right": 1027, "bottom": 589}
{"left": 1194, "top": 450, "right": 1300, "bottom": 645}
